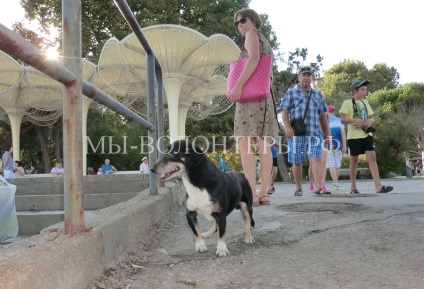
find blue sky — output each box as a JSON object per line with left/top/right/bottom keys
{"left": 1, "top": 0, "right": 422, "bottom": 84}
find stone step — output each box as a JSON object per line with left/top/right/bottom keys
{"left": 17, "top": 211, "right": 65, "bottom": 235}
{"left": 8, "top": 174, "right": 149, "bottom": 196}
{"left": 16, "top": 210, "right": 101, "bottom": 235}
{"left": 15, "top": 192, "right": 139, "bottom": 211}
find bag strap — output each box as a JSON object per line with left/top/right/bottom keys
{"left": 351, "top": 98, "right": 369, "bottom": 119}
{"left": 270, "top": 87, "right": 281, "bottom": 129}
{"left": 239, "top": 31, "right": 266, "bottom": 59}
{"left": 302, "top": 90, "right": 313, "bottom": 121}
{"left": 361, "top": 100, "right": 369, "bottom": 119}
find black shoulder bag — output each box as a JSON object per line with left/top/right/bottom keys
{"left": 290, "top": 90, "right": 312, "bottom": 136}
{"left": 352, "top": 98, "right": 375, "bottom": 134}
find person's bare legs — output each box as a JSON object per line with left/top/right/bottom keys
{"left": 349, "top": 155, "right": 359, "bottom": 191}
{"left": 257, "top": 138, "right": 272, "bottom": 199}
{"left": 308, "top": 160, "right": 314, "bottom": 190}
{"left": 365, "top": 150, "right": 383, "bottom": 191}
{"left": 269, "top": 164, "right": 277, "bottom": 193}
{"left": 310, "top": 157, "right": 323, "bottom": 191}
{"left": 239, "top": 138, "right": 257, "bottom": 199}
{"left": 271, "top": 165, "right": 277, "bottom": 184}
{"left": 319, "top": 150, "right": 328, "bottom": 189}
{"left": 329, "top": 167, "right": 339, "bottom": 183}
{"left": 292, "top": 163, "right": 303, "bottom": 191}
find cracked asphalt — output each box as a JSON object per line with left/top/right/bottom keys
{"left": 87, "top": 178, "right": 424, "bottom": 289}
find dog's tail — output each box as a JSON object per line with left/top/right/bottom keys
{"left": 240, "top": 179, "right": 255, "bottom": 228}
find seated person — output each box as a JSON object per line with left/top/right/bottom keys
{"left": 14, "top": 160, "right": 25, "bottom": 178}
{"left": 139, "top": 157, "right": 150, "bottom": 174}
{"left": 87, "top": 167, "right": 95, "bottom": 175}
{"left": 101, "top": 159, "right": 117, "bottom": 174}
{"left": 51, "top": 160, "right": 64, "bottom": 176}
{"left": 24, "top": 163, "right": 34, "bottom": 174}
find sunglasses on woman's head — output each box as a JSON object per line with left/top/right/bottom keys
{"left": 234, "top": 17, "right": 247, "bottom": 26}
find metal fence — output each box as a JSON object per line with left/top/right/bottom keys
{"left": 0, "top": 0, "right": 164, "bottom": 233}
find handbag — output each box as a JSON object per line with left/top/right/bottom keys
{"left": 290, "top": 118, "right": 307, "bottom": 136}
{"left": 290, "top": 90, "right": 312, "bottom": 136}
{"left": 226, "top": 54, "right": 272, "bottom": 103}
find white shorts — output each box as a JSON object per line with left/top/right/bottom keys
{"left": 326, "top": 150, "right": 342, "bottom": 168}
{"left": 3, "top": 169, "right": 15, "bottom": 179}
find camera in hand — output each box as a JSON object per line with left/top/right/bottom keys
{"left": 362, "top": 126, "right": 376, "bottom": 133}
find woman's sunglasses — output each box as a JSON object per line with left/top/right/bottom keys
{"left": 234, "top": 18, "right": 247, "bottom": 27}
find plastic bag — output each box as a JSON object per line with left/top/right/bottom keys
{"left": 219, "top": 156, "right": 230, "bottom": 172}
{"left": 0, "top": 175, "right": 18, "bottom": 241}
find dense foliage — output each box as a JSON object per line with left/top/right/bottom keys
{"left": 2, "top": 1, "right": 422, "bottom": 178}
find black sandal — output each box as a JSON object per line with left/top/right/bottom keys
{"left": 294, "top": 189, "right": 303, "bottom": 196}
{"left": 376, "top": 185, "right": 393, "bottom": 193}
{"left": 351, "top": 189, "right": 360, "bottom": 194}
{"left": 267, "top": 184, "right": 275, "bottom": 195}
{"left": 315, "top": 189, "right": 331, "bottom": 195}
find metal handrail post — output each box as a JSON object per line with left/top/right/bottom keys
{"left": 62, "top": 0, "right": 85, "bottom": 233}
{"left": 113, "top": 0, "right": 163, "bottom": 194}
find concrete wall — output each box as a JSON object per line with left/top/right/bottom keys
{"left": 8, "top": 173, "right": 151, "bottom": 235}
{"left": 8, "top": 173, "right": 149, "bottom": 196}
{"left": 0, "top": 180, "right": 186, "bottom": 289}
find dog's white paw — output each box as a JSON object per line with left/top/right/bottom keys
{"left": 216, "top": 241, "right": 229, "bottom": 257}
{"left": 195, "top": 240, "right": 208, "bottom": 253}
{"left": 245, "top": 236, "right": 255, "bottom": 244}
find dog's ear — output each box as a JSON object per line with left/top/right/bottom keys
{"left": 187, "top": 143, "right": 204, "bottom": 154}
{"left": 182, "top": 141, "right": 204, "bottom": 166}
{"left": 166, "top": 140, "right": 187, "bottom": 154}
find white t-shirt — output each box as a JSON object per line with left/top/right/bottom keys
{"left": 51, "top": 167, "right": 64, "bottom": 175}
{"left": 140, "top": 163, "right": 149, "bottom": 174}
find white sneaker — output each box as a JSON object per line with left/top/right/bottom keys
{"left": 330, "top": 183, "right": 339, "bottom": 190}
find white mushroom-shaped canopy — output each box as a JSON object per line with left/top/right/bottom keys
{"left": 0, "top": 51, "right": 23, "bottom": 97}
{"left": 0, "top": 52, "right": 64, "bottom": 160}
{"left": 98, "top": 24, "right": 240, "bottom": 140}
{"left": 0, "top": 50, "right": 101, "bottom": 162}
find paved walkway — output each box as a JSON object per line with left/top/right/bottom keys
{"left": 87, "top": 178, "right": 424, "bottom": 289}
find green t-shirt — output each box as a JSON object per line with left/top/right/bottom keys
{"left": 339, "top": 98, "right": 374, "bottom": 140}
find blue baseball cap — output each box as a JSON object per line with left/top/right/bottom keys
{"left": 351, "top": 80, "right": 370, "bottom": 91}
{"left": 298, "top": 66, "right": 313, "bottom": 75}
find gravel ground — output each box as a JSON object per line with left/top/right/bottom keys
{"left": 86, "top": 180, "right": 424, "bottom": 289}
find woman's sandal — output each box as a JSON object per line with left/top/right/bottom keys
{"left": 252, "top": 195, "right": 260, "bottom": 206}
{"left": 259, "top": 195, "right": 270, "bottom": 205}
{"left": 376, "top": 185, "right": 393, "bottom": 193}
{"left": 267, "top": 184, "right": 275, "bottom": 195}
{"left": 315, "top": 188, "right": 331, "bottom": 195}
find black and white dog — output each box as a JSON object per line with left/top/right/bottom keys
{"left": 151, "top": 140, "right": 255, "bottom": 257}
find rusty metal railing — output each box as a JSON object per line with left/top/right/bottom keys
{"left": 0, "top": 0, "right": 164, "bottom": 233}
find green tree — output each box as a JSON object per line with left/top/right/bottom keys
{"left": 273, "top": 48, "right": 323, "bottom": 99}
{"left": 367, "top": 83, "right": 424, "bottom": 176}
{"left": 86, "top": 106, "right": 149, "bottom": 172}
{"left": 316, "top": 59, "right": 400, "bottom": 99}
{"left": 16, "top": 0, "right": 281, "bottom": 172}
{"left": 21, "top": 0, "right": 279, "bottom": 62}
{"left": 368, "top": 63, "right": 399, "bottom": 91}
